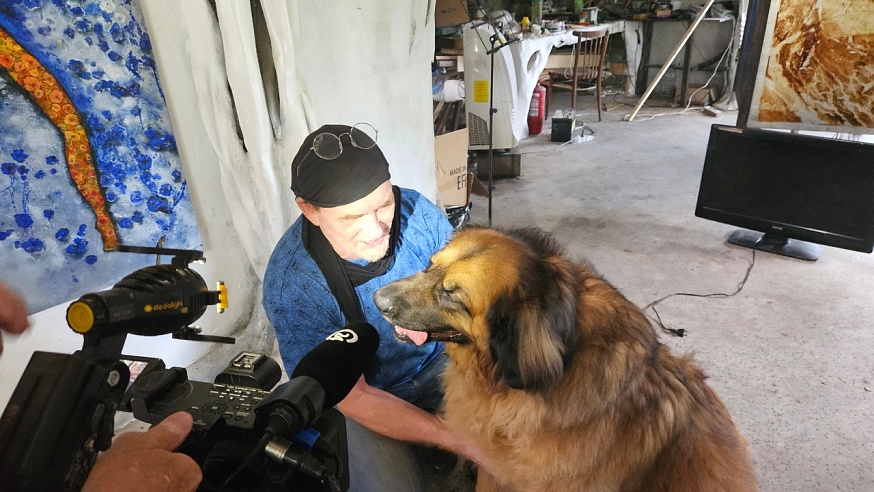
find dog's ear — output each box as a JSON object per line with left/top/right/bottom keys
{"left": 487, "top": 259, "right": 578, "bottom": 393}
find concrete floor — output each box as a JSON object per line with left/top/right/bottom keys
{"left": 427, "top": 92, "right": 874, "bottom": 491}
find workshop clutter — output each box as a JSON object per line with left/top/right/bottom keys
{"left": 433, "top": 65, "right": 481, "bottom": 227}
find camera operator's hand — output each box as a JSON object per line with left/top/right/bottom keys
{"left": 83, "top": 411, "right": 202, "bottom": 492}
{"left": 0, "top": 281, "right": 29, "bottom": 355}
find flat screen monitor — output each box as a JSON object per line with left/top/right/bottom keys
{"left": 695, "top": 125, "right": 874, "bottom": 261}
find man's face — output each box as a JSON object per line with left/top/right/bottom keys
{"left": 301, "top": 180, "right": 395, "bottom": 262}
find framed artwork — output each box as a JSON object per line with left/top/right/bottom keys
{"left": 737, "top": 0, "right": 874, "bottom": 133}
{"left": 0, "top": 1, "right": 201, "bottom": 313}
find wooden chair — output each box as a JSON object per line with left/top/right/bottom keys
{"left": 545, "top": 26, "right": 610, "bottom": 121}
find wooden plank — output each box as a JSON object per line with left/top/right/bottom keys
{"left": 625, "top": 0, "right": 716, "bottom": 122}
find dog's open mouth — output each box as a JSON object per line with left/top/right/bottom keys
{"left": 394, "top": 326, "right": 467, "bottom": 346}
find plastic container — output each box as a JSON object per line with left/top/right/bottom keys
{"left": 530, "top": 0, "right": 543, "bottom": 26}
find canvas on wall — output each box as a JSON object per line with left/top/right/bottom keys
{"left": 746, "top": 0, "right": 874, "bottom": 133}
{"left": 0, "top": 0, "right": 201, "bottom": 313}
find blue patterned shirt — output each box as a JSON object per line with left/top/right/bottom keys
{"left": 262, "top": 187, "right": 453, "bottom": 389}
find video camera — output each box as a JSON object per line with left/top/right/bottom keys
{"left": 0, "top": 247, "right": 376, "bottom": 491}
{"left": 118, "top": 351, "right": 352, "bottom": 492}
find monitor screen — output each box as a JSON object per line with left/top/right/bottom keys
{"left": 695, "top": 125, "right": 874, "bottom": 260}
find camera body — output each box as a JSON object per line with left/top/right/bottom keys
{"left": 122, "top": 352, "right": 279, "bottom": 433}
{"left": 0, "top": 250, "right": 351, "bottom": 491}
{"left": 119, "top": 352, "right": 350, "bottom": 492}
{"left": 0, "top": 349, "right": 350, "bottom": 492}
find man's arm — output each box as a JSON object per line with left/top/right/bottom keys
{"left": 337, "top": 376, "right": 498, "bottom": 477}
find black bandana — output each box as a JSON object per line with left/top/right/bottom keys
{"left": 302, "top": 186, "right": 402, "bottom": 323}
{"left": 291, "top": 124, "right": 391, "bottom": 207}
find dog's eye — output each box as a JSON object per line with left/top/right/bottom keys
{"left": 441, "top": 280, "right": 462, "bottom": 295}
{"left": 438, "top": 287, "right": 453, "bottom": 301}
{"left": 438, "top": 286, "right": 470, "bottom": 314}
{"left": 438, "top": 283, "right": 463, "bottom": 304}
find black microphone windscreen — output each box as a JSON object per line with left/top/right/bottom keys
{"left": 290, "top": 322, "right": 380, "bottom": 408}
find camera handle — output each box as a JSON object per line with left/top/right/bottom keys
{"left": 0, "top": 349, "right": 130, "bottom": 491}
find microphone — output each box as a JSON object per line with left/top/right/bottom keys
{"left": 254, "top": 322, "right": 379, "bottom": 439}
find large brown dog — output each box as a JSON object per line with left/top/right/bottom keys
{"left": 373, "top": 226, "right": 757, "bottom": 491}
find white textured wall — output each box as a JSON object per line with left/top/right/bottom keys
{"left": 1, "top": 0, "right": 438, "bottom": 409}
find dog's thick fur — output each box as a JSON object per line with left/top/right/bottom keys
{"left": 374, "top": 226, "right": 757, "bottom": 491}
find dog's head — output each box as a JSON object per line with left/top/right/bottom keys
{"left": 374, "top": 226, "right": 579, "bottom": 392}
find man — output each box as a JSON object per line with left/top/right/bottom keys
{"left": 262, "top": 123, "right": 492, "bottom": 490}
{"left": 0, "top": 281, "right": 201, "bottom": 491}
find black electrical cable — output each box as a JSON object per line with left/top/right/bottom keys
{"left": 643, "top": 242, "right": 760, "bottom": 337}
{"left": 214, "top": 431, "right": 273, "bottom": 492}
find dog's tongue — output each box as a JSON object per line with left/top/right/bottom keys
{"left": 396, "top": 327, "right": 428, "bottom": 346}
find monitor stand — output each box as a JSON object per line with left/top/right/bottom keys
{"left": 727, "top": 229, "right": 822, "bottom": 261}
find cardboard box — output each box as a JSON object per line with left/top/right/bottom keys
{"left": 610, "top": 61, "right": 628, "bottom": 76}
{"left": 435, "top": 0, "right": 469, "bottom": 27}
{"left": 678, "top": 84, "right": 717, "bottom": 106}
{"left": 435, "top": 128, "right": 470, "bottom": 206}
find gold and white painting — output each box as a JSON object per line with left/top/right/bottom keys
{"left": 748, "top": 0, "right": 874, "bottom": 133}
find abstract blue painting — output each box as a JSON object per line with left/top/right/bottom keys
{"left": 0, "top": 0, "right": 201, "bottom": 313}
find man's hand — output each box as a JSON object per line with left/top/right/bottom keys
{"left": 0, "top": 281, "right": 29, "bottom": 355}
{"left": 83, "top": 411, "right": 203, "bottom": 492}
{"left": 339, "top": 377, "right": 502, "bottom": 479}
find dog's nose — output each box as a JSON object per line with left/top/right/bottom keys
{"left": 373, "top": 288, "right": 395, "bottom": 315}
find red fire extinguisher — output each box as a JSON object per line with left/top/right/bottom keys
{"left": 528, "top": 84, "right": 546, "bottom": 135}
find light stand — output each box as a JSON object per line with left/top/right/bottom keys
{"left": 471, "top": 15, "right": 518, "bottom": 226}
